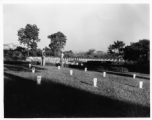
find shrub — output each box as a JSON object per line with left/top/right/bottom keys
{"left": 110, "top": 67, "right": 129, "bottom": 72}
{"left": 95, "top": 66, "right": 129, "bottom": 73}
{"left": 30, "top": 60, "right": 41, "bottom": 65}
{"left": 45, "top": 62, "right": 56, "bottom": 66}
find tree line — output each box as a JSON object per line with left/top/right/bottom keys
{"left": 4, "top": 24, "right": 150, "bottom": 65}
{"left": 108, "top": 39, "right": 149, "bottom": 65}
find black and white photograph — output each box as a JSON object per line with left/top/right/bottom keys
{"left": 2, "top": 0, "right": 150, "bottom": 118}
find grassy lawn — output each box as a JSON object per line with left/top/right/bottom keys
{"left": 4, "top": 63, "right": 150, "bottom": 118}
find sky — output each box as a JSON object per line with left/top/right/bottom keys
{"left": 3, "top": 3, "right": 150, "bottom": 52}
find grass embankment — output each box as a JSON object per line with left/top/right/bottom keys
{"left": 4, "top": 63, "right": 150, "bottom": 118}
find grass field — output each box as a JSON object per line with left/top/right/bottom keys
{"left": 4, "top": 63, "right": 150, "bottom": 118}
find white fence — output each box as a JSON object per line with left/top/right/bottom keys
{"left": 26, "top": 57, "right": 125, "bottom": 64}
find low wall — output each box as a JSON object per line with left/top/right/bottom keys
{"left": 26, "top": 57, "right": 125, "bottom": 63}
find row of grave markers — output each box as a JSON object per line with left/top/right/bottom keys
{"left": 92, "top": 78, "right": 143, "bottom": 88}
{"left": 29, "top": 57, "right": 126, "bottom": 61}
{"left": 41, "top": 59, "right": 124, "bottom": 64}
{"left": 29, "top": 64, "right": 143, "bottom": 89}
{"left": 28, "top": 57, "right": 126, "bottom": 64}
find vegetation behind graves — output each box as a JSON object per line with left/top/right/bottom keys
{"left": 48, "top": 31, "right": 67, "bottom": 57}
{"left": 86, "top": 61, "right": 149, "bottom": 74}
{"left": 17, "top": 24, "right": 41, "bottom": 56}
{"left": 4, "top": 32, "right": 150, "bottom": 74}
{"left": 123, "top": 39, "right": 150, "bottom": 65}
{"left": 108, "top": 40, "right": 125, "bottom": 58}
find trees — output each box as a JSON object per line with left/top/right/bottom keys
{"left": 123, "top": 39, "right": 150, "bottom": 64}
{"left": 44, "top": 47, "right": 53, "bottom": 56}
{"left": 48, "top": 31, "right": 67, "bottom": 57}
{"left": 74, "top": 52, "right": 87, "bottom": 58}
{"left": 37, "top": 49, "right": 43, "bottom": 57}
{"left": 94, "top": 51, "right": 106, "bottom": 58}
{"left": 17, "top": 24, "right": 40, "bottom": 56}
{"left": 4, "top": 46, "right": 27, "bottom": 61}
{"left": 108, "top": 40, "right": 125, "bottom": 57}
{"left": 86, "top": 49, "right": 96, "bottom": 58}
{"left": 29, "top": 49, "right": 37, "bottom": 56}
{"left": 15, "top": 46, "right": 27, "bottom": 57}
{"left": 64, "top": 50, "right": 74, "bottom": 58}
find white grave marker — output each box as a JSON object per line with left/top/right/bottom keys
{"left": 32, "top": 67, "right": 35, "bottom": 73}
{"left": 29, "top": 64, "right": 31, "bottom": 68}
{"left": 139, "top": 81, "right": 143, "bottom": 89}
{"left": 103, "top": 72, "right": 106, "bottom": 77}
{"left": 70, "top": 70, "right": 73, "bottom": 75}
{"left": 133, "top": 74, "right": 136, "bottom": 79}
{"left": 85, "top": 67, "right": 87, "bottom": 72}
{"left": 93, "top": 78, "right": 97, "bottom": 87}
{"left": 58, "top": 66, "right": 60, "bottom": 70}
{"left": 37, "top": 76, "right": 41, "bottom": 85}
{"left": 81, "top": 63, "right": 83, "bottom": 66}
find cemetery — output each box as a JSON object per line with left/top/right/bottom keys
{"left": 4, "top": 4, "right": 150, "bottom": 118}
{"left": 4, "top": 29, "right": 150, "bottom": 118}
{"left": 4, "top": 55, "right": 150, "bottom": 117}
{"left": 4, "top": 31, "right": 150, "bottom": 118}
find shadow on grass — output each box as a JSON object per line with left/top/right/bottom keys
{"left": 65, "top": 65, "right": 85, "bottom": 71}
{"left": 82, "top": 66, "right": 150, "bottom": 80}
{"left": 4, "top": 72, "right": 150, "bottom": 118}
{"left": 80, "top": 81, "right": 92, "bottom": 86}
{"left": 4, "top": 63, "right": 47, "bottom": 73}
{"left": 103, "top": 71, "right": 150, "bottom": 80}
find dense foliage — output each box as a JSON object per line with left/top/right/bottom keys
{"left": 123, "top": 39, "right": 150, "bottom": 64}
{"left": 48, "top": 31, "right": 67, "bottom": 57}
{"left": 5, "top": 26, "right": 150, "bottom": 74}
{"left": 18, "top": 24, "right": 40, "bottom": 56}
{"left": 108, "top": 40, "right": 125, "bottom": 58}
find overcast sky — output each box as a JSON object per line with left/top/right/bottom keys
{"left": 3, "top": 4, "right": 150, "bottom": 52}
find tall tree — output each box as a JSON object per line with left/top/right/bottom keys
{"left": 123, "top": 39, "right": 150, "bottom": 64}
{"left": 17, "top": 24, "right": 40, "bottom": 56}
{"left": 108, "top": 40, "right": 125, "bottom": 57}
{"left": 48, "top": 31, "right": 67, "bottom": 57}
